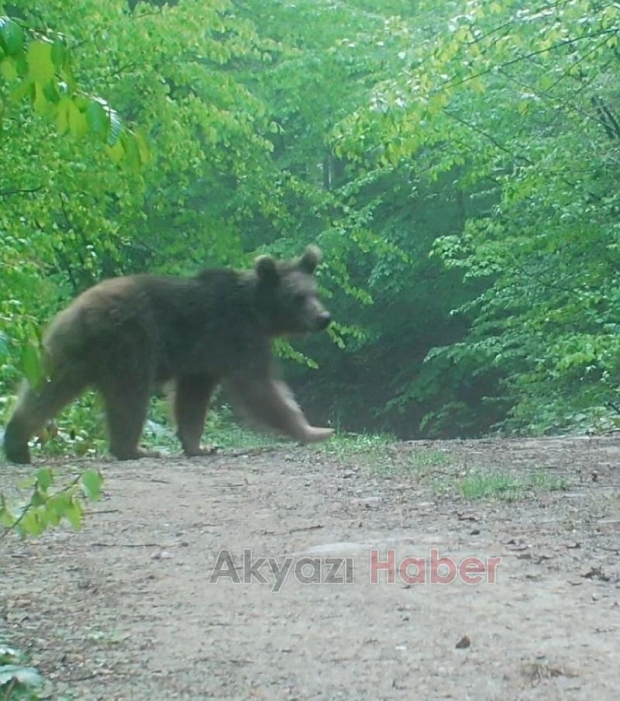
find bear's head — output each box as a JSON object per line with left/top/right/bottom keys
{"left": 254, "top": 245, "right": 332, "bottom": 336}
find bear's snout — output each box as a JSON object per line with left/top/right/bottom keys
{"left": 316, "top": 311, "right": 331, "bottom": 330}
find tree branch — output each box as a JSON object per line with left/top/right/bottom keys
{"left": 0, "top": 187, "right": 44, "bottom": 197}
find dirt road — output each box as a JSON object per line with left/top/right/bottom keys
{"left": 2, "top": 435, "right": 620, "bottom": 699}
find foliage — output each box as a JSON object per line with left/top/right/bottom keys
{"left": 325, "top": 0, "right": 620, "bottom": 435}
{"left": 0, "top": 15, "right": 148, "bottom": 171}
{"left": 4, "top": 0, "right": 620, "bottom": 458}
{"left": 0, "top": 640, "right": 77, "bottom": 701}
{"left": 0, "top": 643, "right": 44, "bottom": 701}
{"left": 0, "top": 467, "right": 103, "bottom": 539}
{"left": 236, "top": 0, "right": 497, "bottom": 437}
{"left": 0, "top": 0, "right": 275, "bottom": 376}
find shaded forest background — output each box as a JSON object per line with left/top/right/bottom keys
{"left": 2, "top": 0, "right": 620, "bottom": 448}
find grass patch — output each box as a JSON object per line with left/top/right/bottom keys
{"left": 318, "top": 435, "right": 454, "bottom": 479}
{"left": 406, "top": 449, "right": 451, "bottom": 475}
{"left": 368, "top": 447, "right": 452, "bottom": 479}
{"left": 318, "top": 432, "right": 395, "bottom": 461}
{"left": 448, "top": 469, "right": 568, "bottom": 501}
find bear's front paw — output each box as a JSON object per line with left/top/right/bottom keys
{"left": 301, "top": 427, "right": 334, "bottom": 444}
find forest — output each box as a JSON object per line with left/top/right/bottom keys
{"left": 2, "top": 3, "right": 620, "bottom": 698}
{"left": 2, "top": 0, "right": 620, "bottom": 449}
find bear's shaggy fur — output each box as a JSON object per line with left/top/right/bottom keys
{"left": 3, "top": 246, "right": 333, "bottom": 463}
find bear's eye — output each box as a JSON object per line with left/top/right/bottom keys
{"left": 293, "top": 292, "right": 307, "bottom": 306}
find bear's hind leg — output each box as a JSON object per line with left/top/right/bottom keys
{"left": 3, "top": 371, "right": 88, "bottom": 464}
{"left": 173, "top": 374, "right": 218, "bottom": 456}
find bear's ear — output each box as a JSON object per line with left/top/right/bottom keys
{"left": 255, "top": 255, "right": 280, "bottom": 286}
{"left": 298, "top": 245, "right": 322, "bottom": 274}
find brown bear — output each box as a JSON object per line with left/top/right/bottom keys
{"left": 3, "top": 245, "right": 333, "bottom": 464}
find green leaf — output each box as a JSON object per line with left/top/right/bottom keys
{"left": 85, "top": 98, "right": 110, "bottom": 140}
{"left": 43, "top": 79, "right": 61, "bottom": 104}
{"left": 35, "top": 468, "right": 54, "bottom": 493}
{"left": 107, "top": 109, "right": 122, "bottom": 146}
{"left": 18, "top": 509, "right": 44, "bottom": 537}
{"left": 63, "top": 499, "right": 83, "bottom": 530}
{"left": 9, "top": 76, "right": 33, "bottom": 103}
{"left": 0, "top": 664, "right": 44, "bottom": 688}
{"left": 21, "top": 342, "right": 44, "bottom": 390}
{"left": 0, "top": 17, "right": 25, "bottom": 57}
{"left": 0, "top": 330, "right": 8, "bottom": 359}
{"left": 30, "top": 489, "right": 46, "bottom": 508}
{"left": 67, "top": 99, "right": 89, "bottom": 137}
{"left": 121, "top": 130, "right": 142, "bottom": 174}
{"left": 0, "top": 55, "right": 17, "bottom": 80}
{"left": 0, "top": 645, "right": 21, "bottom": 664}
{"left": 107, "top": 138, "right": 125, "bottom": 163}
{"left": 32, "top": 81, "right": 53, "bottom": 116}
{"left": 81, "top": 470, "right": 103, "bottom": 501}
{"left": 51, "top": 38, "right": 67, "bottom": 70}
{"left": 56, "top": 95, "right": 72, "bottom": 134}
{"left": 134, "top": 130, "right": 151, "bottom": 166}
{"left": 27, "top": 40, "right": 55, "bottom": 84}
